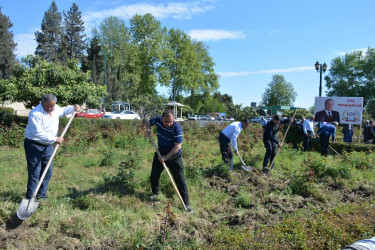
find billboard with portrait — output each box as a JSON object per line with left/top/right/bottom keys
{"left": 314, "top": 97, "right": 363, "bottom": 124}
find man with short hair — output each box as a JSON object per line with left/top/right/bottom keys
{"left": 363, "top": 120, "right": 371, "bottom": 144}
{"left": 262, "top": 114, "right": 293, "bottom": 174}
{"left": 303, "top": 115, "right": 315, "bottom": 151}
{"left": 317, "top": 121, "right": 338, "bottom": 156}
{"left": 146, "top": 110, "right": 193, "bottom": 213}
{"left": 370, "top": 121, "right": 375, "bottom": 144}
{"left": 24, "top": 94, "right": 80, "bottom": 200}
{"left": 314, "top": 98, "right": 340, "bottom": 123}
{"left": 219, "top": 119, "right": 250, "bottom": 171}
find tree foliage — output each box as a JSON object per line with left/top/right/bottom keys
{"left": 35, "top": 0, "right": 64, "bottom": 62}
{"left": 325, "top": 48, "right": 375, "bottom": 108}
{"left": 63, "top": 3, "right": 86, "bottom": 61}
{"left": 262, "top": 74, "right": 297, "bottom": 107}
{"left": 0, "top": 55, "right": 106, "bottom": 108}
{"left": 0, "top": 7, "right": 17, "bottom": 79}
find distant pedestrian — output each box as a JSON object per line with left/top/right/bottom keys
{"left": 342, "top": 124, "right": 354, "bottom": 143}
{"left": 317, "top": 121, "right": 338, "bottom": 156}
{"left": 363, "top": 120, "right": 371, "bottom": 143}
{"left": 219, "top": 119, "right": 250, "bottom": 171}
{"left": 260, "top": 116, "right": 267, "bottom": 130}
{"left": 303, "top": 115, "right": 315, "bottom": 151}
{"left": 370, "top": 121, "right": 375, "bottom": 144}
{"left": 262, "top": 114, "right": 293, "bottom": 174}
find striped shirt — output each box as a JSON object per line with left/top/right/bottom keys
{"left": 149, "top": 116, "right": 183, "bottom": 155}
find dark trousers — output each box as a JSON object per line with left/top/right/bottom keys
{"left": 150, "top": 153, "right": 190, "bottom": 205}
{"left": 320, "top": 133, "right": 330, "bottom": 156}
{"left": 24, "top": 138, "right": 54, "bottom": 199}
{"left": 219, "top": 132, "right": 232, "bottom": 163}
{"left": 263, "top": 140, "right": 277, "bottom": 169}
{"left": 303, "top": 131, "right": 313, "bottom": 151}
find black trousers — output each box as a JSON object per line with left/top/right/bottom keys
{"left": 320, "top": 133, "right": 330, "bottom": 156}
{"left": 219, "top": 132, "right": 232, "bottom": 163}
{"left": 303, "top": 131, "right": 313, "bottom": 151}
{"left": 263, "top": 140, "right": 277, "bottom": 169}
{"left": 150, "top": 152, "right": 190, "bottom": 205}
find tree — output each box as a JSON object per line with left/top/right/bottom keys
{"left": 325, "top": 48, "right": 375, "bottom": 108}
{"left": 132, "top": 94, "right": 167, "bottom": 123}
{"left": 129, "top": 14, "right": 166, "bottom": 96}
{"left": 0, "top": 7, "right": 17, "bottom": 79}
{"left": 81, "top": 36, "right": 104, "bottom": 86}
{"left": 35, "top": 0, "right": 63, "bottom": 62}
{"left": 63, "top": 3, "right": 86, "bottom": 61}
{"left": 262, "top": 74, "right": 297, "bottom": 107}
{"left": 0, "top": 55, "right": 106, "bottom": 108}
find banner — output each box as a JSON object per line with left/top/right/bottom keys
{"left": 314, "top": 97, "right": 363, "bottom": 125}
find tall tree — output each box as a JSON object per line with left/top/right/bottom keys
{"left": 94, "top": 16, "right": 131, "bottom": 106}
{"left": 130, "top": 14, "right": 167, "bottom": 96}
{"left": 262, "top": 74, "right": 296, "bottom": 107}
{"left": 35, "top": 0, "right": 63, "bottom": 62}
{"left": 0, "top": 7, "right": 17, "bottom": 79}
{"left": 325, "top": 48, "right": 375, "bottom": 108}
{"left": 63, "top": 3, "right": 86, "bottom": 61}
{"left": 81, "top": 36, "right": 104, "bottom": 86}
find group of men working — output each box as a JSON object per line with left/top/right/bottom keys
{"left": 22, "top": 93, "right": 351, "bottom": 214}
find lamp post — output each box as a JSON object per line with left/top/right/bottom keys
{"left": 315, "top": 61, "right": 327, "bottom": 97}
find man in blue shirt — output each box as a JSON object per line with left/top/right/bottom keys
{"left": 146, "top": 110, "right": 193, "bottom": 212}
{"left": 219, "top": 119, "right": 250, "bottom": 170}
{"left": 303, "top": 115, "right": 315, "bottom": 151}
{"left": 317, "top": 121, "right": 338, "bottom": 156}
{"left": 24, "top": 94, "right": 80, "bottom": 200}
{"left": 262, "top": 114, "right": 293, "bottom": 174}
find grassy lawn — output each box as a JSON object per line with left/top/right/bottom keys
{"left": 1, "top": 119, "right": 375, "bottom": 249}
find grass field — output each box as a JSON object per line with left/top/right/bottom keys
{"left": 1, "top": 119, "right": 375, "bottom": 249}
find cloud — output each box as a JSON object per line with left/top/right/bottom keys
{"left": 14, "top": 33, "right": 37, "bottom": 58}
{"left": 219, "top": 66, "right": 314, "bottom": 77}
{"left": 189, "top": 29, "right": 245, "bottom": 41}
{"left": 335, "top": 48, "right": 368, "bottom": 56}
{"left": 83, "top": 1, "right": 216, "bottom": 31}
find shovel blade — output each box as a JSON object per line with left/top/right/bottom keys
{"left": 17, "top": 198, "right": 40, "bottom": 220}
{"left": 241, "top": 165, "right": 252, "bottom": 172}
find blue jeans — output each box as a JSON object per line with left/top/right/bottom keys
{"left": 24, "top": 138, "right": 54, "bottom": 199}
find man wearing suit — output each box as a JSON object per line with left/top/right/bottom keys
{"left": 314, "top": 98, "right": 340, "bottom": 123}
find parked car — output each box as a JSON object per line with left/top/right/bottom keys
{"left": 251, "top": 117, "right": 262, "bottom": 123}
{"left": 103, "top": 110, "right": 141, "bottom": 120}
{"left": 225, "top": 117, "right": 235, "bottom": 121}
{"left": 188, "top": 115, "right": 198, "bottom": 121}
{"left": 75, "top": 109, "right": 104, "bottom": 118}
{"left": 209, "top": 116, "right": 215, "bottom": 121}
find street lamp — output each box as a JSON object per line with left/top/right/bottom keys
{"left": 315, "top": 61, "right": 327, "bottom": 97}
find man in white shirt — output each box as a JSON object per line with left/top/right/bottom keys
{"left": 219, "top": 119, "right": 250, "bottom": 170}
{"left": 303, "top": 115, "right": 315, "bottom": 151}
{"left": 24, "top": 94, "right": 80, "bottom": 200}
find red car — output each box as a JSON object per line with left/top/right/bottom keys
{"left": 75, "top": 109, "right": 105, "bottom": 118}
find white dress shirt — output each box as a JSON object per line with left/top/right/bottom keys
{"left": 25, "top": 103, "right": 74, "bottom": 145}
{"left": 303, "top": 118, "right": 315, "bottom": 136}
{"left": 221, "top": 121, "right": 243, "bottom": 151}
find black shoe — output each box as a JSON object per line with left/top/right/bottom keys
{"left": 185, "top": 205, "right": 194, "bottom": 213}
{"left": 262, "top": 167, "right": 269, "bottom": 175}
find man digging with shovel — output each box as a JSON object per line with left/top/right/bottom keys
{"left": 262, "top": 114, "right": 293, "bottom": 175}
{"left": 146, "top": 110, "right": 194, "bottom": 213}
{"left": 18, "top": 94, "right": 80, "bottom": 220}
{"left": 219, "top": 119, "right": 251, "bottom": 171}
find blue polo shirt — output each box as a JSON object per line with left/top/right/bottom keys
{"left": 149, "top": 116, "right": 183, "bottom": 156}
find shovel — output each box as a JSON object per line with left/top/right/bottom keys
{"left": 17, "top": 112, "right": 75, "bottom": 220}
{"left": 149, "top": 135, "right": 187, "bottom": 211}
{"left": 266, "top": 109, "right": 298, "bottom": 176}
{"left": 237, "top": 154, "right": 252, "bottom": 172}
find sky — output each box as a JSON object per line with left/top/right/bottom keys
{"left": 1, "top": 0, "right": 375, "bottom": 109}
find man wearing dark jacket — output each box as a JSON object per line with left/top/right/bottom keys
{"left": 363, "top": 120, "right": 371, "bottom": 143}
{"left": 262, "top": 114, "right": 293, "bottom": 174}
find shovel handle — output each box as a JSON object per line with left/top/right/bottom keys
{"left": 149, "top": 135, "right": 187, "bottom": 210}
{"left": 31, "top": 112, "right": 76, "bottom": 199}
{"left": 237, "top": 154, "right": 247, "bottom": 166}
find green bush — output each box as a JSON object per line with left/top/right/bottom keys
{"left": 0, "top": 107, "right": 14, "bottom": 114}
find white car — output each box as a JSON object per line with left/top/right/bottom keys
{"left": 103, "top": 110, "right": 141, "bottom": 120}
